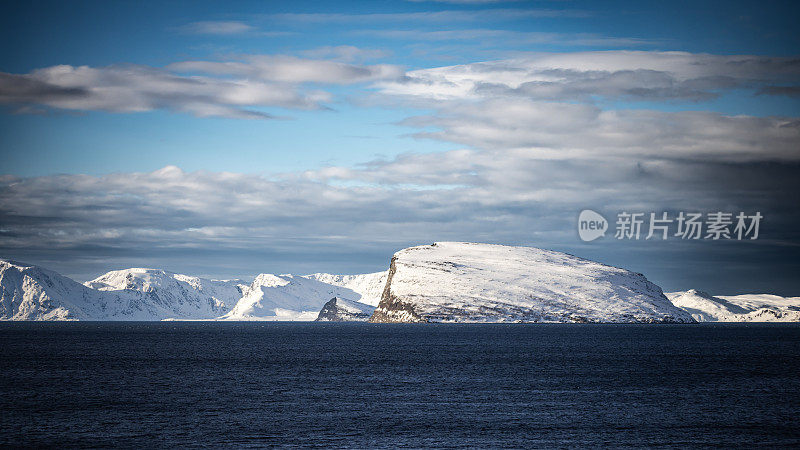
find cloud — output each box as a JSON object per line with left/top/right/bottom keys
{"left": 177, "top": 20, "right": 295, "bottom": 37}
{"left": 759, "top": 85, "right": 800, "bottom": 97}
{"left": 406, "top": 0, "right": 524, "bottom": 3}
{"left": 353, "top": 29, "right": 657, "bottom": 47}
{"left": 179, "top": 21, "right": 256, "bottom": 35}
{"left": 1, "top": 50, "right": 798, "bottom": 287}
{"left": 378, "top": 51, "right": 800, "bottom": 102}
{"left": 2, "top": 150, "right": 798, "bottom": 280}
{"left": 169, "top": 55, "right": 403, "bottom": 84}
{"left": 0, "top": 65, "right": 308, "bottom": 119}
{"left": 301, "top": 46, "right": 391, "bottom": 62}
{"left": 0, "top": 54, "right": 403, "bottom": 118}
{"left": 262, "top": 9, "right": 588, "bottom": 24}
{"left": 406, "top": 0, "right": 522, "bottom": 5}
{"left": 365, "top": 51, "right": 800, "bottom": 165}
{"left": 392, "top": 98, "right": 800, "bottom": 163}
{"left": 0, "top": 72, "right": 88, "bottom": 102}
{"left": 380, "top": 51, "right": 800, "bottom": 107}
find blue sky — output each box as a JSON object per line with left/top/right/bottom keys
{"left": 0, "top": 0, "right": 799, "bottom": 294}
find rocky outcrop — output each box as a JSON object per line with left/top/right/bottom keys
{"left": 369, "top": 256, "right": 425, "bottom": 323}
{"left": 315, "top": 297, "right": 376, "bottom": 322}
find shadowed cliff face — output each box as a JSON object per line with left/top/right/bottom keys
{"left": 369, "top": 256, "right": 425, "bottom": 323}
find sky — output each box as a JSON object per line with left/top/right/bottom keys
{"left": 0, "top": 0, "right": 799, "bottom": 294}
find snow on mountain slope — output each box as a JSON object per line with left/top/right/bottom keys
{"left": 303, "top": 271, "right": 387, "bottom": 306}
{"left": 0, "top": 259, "right": 210, "bottom": 320}
{"left": 222, "top": 273, "right": 380, "bottom": 320}
{"left": 370, "top": 242, "right": 695, "bottom": 323}
{"left": 1, "top": 260, "right": 96, "bottom": 320}
{"left": 666, "top": 290, "right": 800, "bottom": 322}
{"left": 0, "top": 258, "right": 385, "bottom": 321}
{"left": 17, "top": 248, "right": 796, "bottom": 323}
{"left": 315, "top": 297, "right": 377, "bottom": 322}
{"left": 86, "top": 268, "right": 243, "bottom": 319}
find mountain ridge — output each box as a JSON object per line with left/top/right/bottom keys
{"left": 2, "top": 246, "right": 797, "bottom": 322}
{"left": 0, "top": 258, "right": 388, "bottom": 321}
{"left": 666, "top": 289, "right": 800, "bottom": 322}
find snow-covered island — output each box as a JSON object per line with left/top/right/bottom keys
{"left": 0, "top": 242, "right": 797, "bottom": 322}
{"left": 369, "top": 242, "right": 694, "bottom": 323}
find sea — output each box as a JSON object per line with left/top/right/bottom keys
{"left": 1, "top": 322, "right": 799, "bottom": 448}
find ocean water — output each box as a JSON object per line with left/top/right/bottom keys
{"left": 1, "top": 323, "right": 799, "bottom": 448}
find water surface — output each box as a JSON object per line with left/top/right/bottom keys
{"left": 1, "top": 322, "right": 799, "bottom": 447}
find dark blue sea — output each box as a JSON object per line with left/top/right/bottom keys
{"left": 1, "top": 323, "right": 799, "bottom": 448}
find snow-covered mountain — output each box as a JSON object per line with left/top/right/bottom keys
{"left": 0, "top": 260, "right": 226, "bottom": 320}
{"left": 1, "top": 259, "right": 106, "bottom": 320}
{"left": 221, "top": 273, "right": 367, "bottom": 320}
{"left": 0, "top": 258, "right": 388, "bottom": 321}
{"left": 86, "top": 268, "right": 244, "bottom": 319}
{"left": 315, "top": 297, "right": 376, "bottom": 322}
{"left": 221, "top": 271, "right": 387, "bottom": 320}
{"left": 369, "top": 242, "right": 696, "bottom": 323}
{"left": 666, "top": 289, "right": 800, "bottom": 322}
{"left": 4, "top": 252, "right": 797, "bottom": 323}
{"left": 303, "top": 271, "right": 387, "bottom": 306}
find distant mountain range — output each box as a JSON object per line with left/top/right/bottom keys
{"left": 1, "top": 242, "right": 797, "bottom": 322}
{"left": 666, "top": 289, "right": 800, "bottom": 322}
{"left": 0, "top": 259, "right": 383, "bottom": 321}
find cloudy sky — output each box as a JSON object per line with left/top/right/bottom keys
{"left": 1, "top": 0, "right": 799, "bottom": 294}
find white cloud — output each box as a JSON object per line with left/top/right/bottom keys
{"left": 263, "top": 9, "right": 587, "bottom": 24}
{"left": 353, "top": 29, "right": 657, "bottom": 47}
{"left": 406, "top": 0, "right": 524, "bottom": 3}
{"left": 169, "top": 55, "right": 403, "bottom": 84}
{"left": 300, "top": 46, "right": 391, "bottom": 62}
{"left": 378, "top": 51, "right": 800, "bottom": 102}
{"left": 0, "top": 54, "right": 403, "bottom": 118}
{"left": 179, "top": 21, "right": 256, "bottom": 35}
{"left": 394, "top": 98, "right": 800, "bottom": 162}
{"left": 368, "top": 51, "right": 800, "bottom": 164}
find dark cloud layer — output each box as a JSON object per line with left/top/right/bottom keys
{"left": 2, "top": 154, "right": 798, "bottom": 293}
